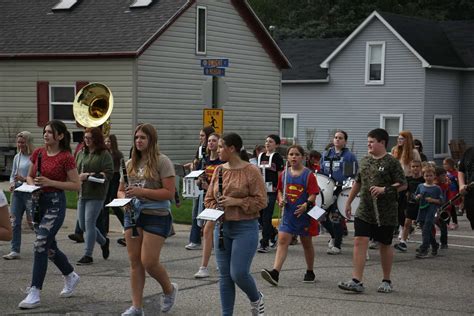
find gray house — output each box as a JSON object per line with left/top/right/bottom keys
{"left": 280, "top": 11, "right": 474, "bottom": 161}
{"left": 0, "top": 0, "right": 289, "bottom": 163}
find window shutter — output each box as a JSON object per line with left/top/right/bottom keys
{"left": 37, "top": 81, "right": 50, "bottom": 127}
{"left": 76, "top": 81, "right": 89, "bottom": 93}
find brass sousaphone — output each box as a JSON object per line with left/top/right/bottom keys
{"left": 73, "top": 83, "right": 113, "bottom": 135}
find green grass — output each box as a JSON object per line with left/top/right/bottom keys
{"left": 3, "top": 189, "right": 194, "bottom": 225}
{"left": 2, "top": 191, "right": 278, "bottom": 226}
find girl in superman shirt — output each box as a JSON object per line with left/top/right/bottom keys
{"left": 261, "top": 145, "right": 319, "bottom": 286}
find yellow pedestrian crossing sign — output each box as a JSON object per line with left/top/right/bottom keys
{"left": 203, "top": 108, "right": 223, "bottom": 134}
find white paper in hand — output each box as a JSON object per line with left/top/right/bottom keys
{"left": 197, "top": 208, "right": 224, "bottom": 221}
{"left": 14, "top": 183, "right": 41, "bottom": 193}
{"left": 307, "top": 205, "right": 326, "bottom": 221}
{"left": 105, "top": 198, "right": 132, "bottom": 207}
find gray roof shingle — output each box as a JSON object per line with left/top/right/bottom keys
{"left": 0, "top": 0, "right": 190, "bottom": 57}
{"left": 278, "top": 38, "right": 343, "bottom": 81}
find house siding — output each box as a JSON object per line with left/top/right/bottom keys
{"left": 424, "top": 69, "right": 461, "bottom": 160}
{"left": 137, "top": 0, "right": 282, "bottom": 163}
{"left": 0, "top": 59, "right": 134, "bottom": 154}
{"left": 282, "top": 18, "right": 425, "bottom": 159}
{"left": 460, "top": 72, "right": 474, "bottom": 148}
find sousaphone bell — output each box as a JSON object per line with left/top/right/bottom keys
{"left": 73, "top": 83, "right": 113, "bottom": 135}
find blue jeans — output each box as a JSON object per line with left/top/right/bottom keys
{"left": 189, "top": 198, "right": 202, "bottom": 244}
{"left": 418, "top": 211, "right": 439, "bottom": 252}
{"left": 214, "top": 219, "right": 260, "bottom": 316}
{"left": 260, "top": 193, "right": 277, "bottom": 247}
{"left": 77, "top": 198, "right": 106, "bottom": 257}
{"left": 9, "top": 191, "right": 32, "bottom": 253}
{"left": 32, "top": 191, "right": 74, "bottom": 289}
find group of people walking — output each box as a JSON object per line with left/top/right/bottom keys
{"left": 2, "top": 120, "right": 474, "bottom": 315}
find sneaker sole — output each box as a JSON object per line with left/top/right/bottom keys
{"left": 303, "top": 279, "right": 315, "bottom": 283}
{"left": 3, "top": 256, "right": 20, "bottom": 260}
{"left": 261, "top": 270, "right": 278, "bottom": 286}
{"left": 338, "top": 284, "right": 364, "bottom": 293}
{"left": 18, "top": 301, "right": 41, "bottom": 309}
{"left": 194, "top": 274, "right": 209, "bottom": 279}
{"left": 76, "top": 261, "right": 93, "bottom": 266}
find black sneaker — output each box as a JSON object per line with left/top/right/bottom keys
{"left": 261, "top": 269, "right": 279, "bottom": 286}
{"left": 257, "top": 246, "right": 270, "bottom": 253}
{"left": 394, "top": 242, "right": 407, "bottom": 252}
{"left": 440, "top": 244, "right": 448, "bottom": 250}
{"left": 303, "top": 270, "right": 315, "bottom": 283}
{"left": 101, "top": 238, "right": 110, "bottom": 260}
{"left": 117, "top": 238, "right": 126, "bottom": 247}
{"left": 77, "top": 255, "right": 93, "bottom": 265}
{"left": 416, "top": 250, "right": 429, "bottom": 259}
{"left": 431, "top": 244, "right": 439, "bottom": 257}
{"left": 68, "top": 233, "right": 84, "bottom": 243}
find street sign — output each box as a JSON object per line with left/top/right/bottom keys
{"left": 201, "top": 59, "right": 229, "bottom": 68}
{"left": 203, "top": 108, "right": 223, "bottom": 134}
{"left": 203, "top": 67, "right": 225, "bottom": 77}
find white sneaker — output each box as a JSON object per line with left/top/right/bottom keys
{"left": 18, "top": 286, "right": 41, "bottom": 309}
{"left": 369, "top": 241, "right": 378, "bottom": 249}
{"left": 121, "top": 306, "right": 144, "bottom": 316}
{"left": 3, "top": 251, "right": 20, "bottom": 260}
{"left": 326, "top": 246, "right": 341, "bottom": 255}
{"left": 194, "top": 266, "right": 210, "bottom": 278}
{"left": 327, "top": 238, "right": 334, "bottom": 249}
{"left": 184, "top": 242, "right": 201, "bottom": 250}
{"left": 60, "top": 271, "right": 80, "bottom": 297}
{"left": 161, "top": 283, "right": 178, "bottom": 313}
{"left": 250, "top": 292, "right": 265, "bottom": 315}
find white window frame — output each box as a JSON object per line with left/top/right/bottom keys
{"left": 380, "top": 114, "right": 403, "bottom": 149}
{"left": 196, "top": 6, "right": 207, "bottom": 55}
{"left": 365, "top": 41, "right": 386, "bottom": 85}
{"left": 49, "top": 84, "right": 76, "bottom": 123}
{"left": 280, "top": 113, "right": 297, "bottom": 142}
{"left": 433, "top": 115, "right": 452, "bottom": 159}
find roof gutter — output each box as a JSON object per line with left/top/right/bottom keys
{"left": 0, "top": 51, "right": 137, "bottom": 60}
{"left": 427, "top": 65, "right": 474, "bottom": 71}
{"left": 282, "top": 78, "right": 329, "bottom": 83}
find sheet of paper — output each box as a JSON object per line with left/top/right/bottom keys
{"left": 307, "top": 205, "right": 326, "bottom": 220}
{"left": 105, "top": 198, "right": 132, "bottom": 207}
{"left": 197, "top": 208, "right": 224, "bottom": 221}
{"left": 14, "top": 183, "right": 41, "bottom": 193}
{"left": 185, "top": 170, "right": 205, "bottom": 178}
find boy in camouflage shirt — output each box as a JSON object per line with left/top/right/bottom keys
{"left": 338, "top": 128, "right": 406, "bottom": 294}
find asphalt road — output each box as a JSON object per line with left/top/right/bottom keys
{"left": 1, "top": 203, "right": 474, "bottom": 315}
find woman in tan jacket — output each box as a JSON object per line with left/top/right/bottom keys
{"left": 205, "top": 133, "right": 267, "bottom": 316}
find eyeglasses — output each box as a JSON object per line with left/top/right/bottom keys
{"left": 84, "top": 136, "right": 92, "bottom": 140}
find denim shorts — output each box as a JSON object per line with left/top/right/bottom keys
{"left": 124, "top": 212, "right": 172, "bottom": 238}
{"left": 354, "top": 217, "right": 396, "bottom": 245}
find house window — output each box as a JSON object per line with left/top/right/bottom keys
{"left": 434, "top": 115, "right": 452, "bottom": 158}
{"left": 50, "top": 85, "right": 76, "bottom": 121}
{"left": 280, "top": 114, "right": 297, "bottom": 144}
{"left": 380, "top": 114, "right": 403, "bottom": 149}
{"left": 365, "top": 41, "right": 385, "bottom": 85}
{"left": 196, "top": 6, "right": 207, "bottom": 55}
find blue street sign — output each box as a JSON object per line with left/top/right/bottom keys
{"left": 204, "top": 67, "right": 225, "bottom": 77}
{"left": 201, "top": 59, "right": 229, "bottom": 68}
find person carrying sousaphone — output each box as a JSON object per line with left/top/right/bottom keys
{"left": 319, "top": 129, "right": 358, "bottom": 255}
{"left": 338, "top": 128, "right": 406, "bottom": 294}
